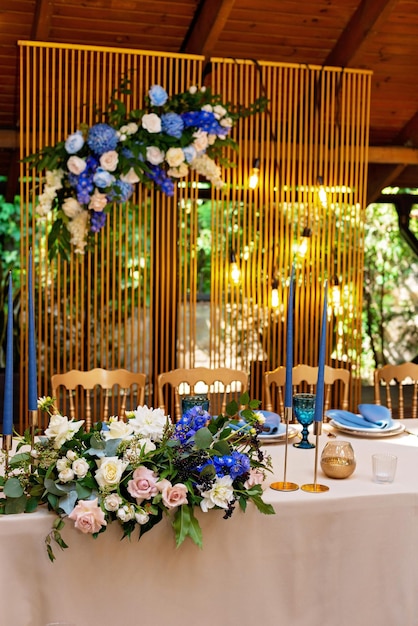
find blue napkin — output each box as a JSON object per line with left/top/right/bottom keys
{"left": 230, "top": 410, "right": 285, "bottom": 435}
{"left": 326, "top": 404, "right": 393, "bottom": 429}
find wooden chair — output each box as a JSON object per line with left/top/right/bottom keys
{"left": 264, "top": 364, "right": 350, "bottom": 421}
{"left": 374, "top": 362, "right": 418, "bottom": 419}
{"left": 157, "top": 367, "right": 248, "bottom": 422}
{"left": 51, "top": 368, "right": 146, "bottom": 431}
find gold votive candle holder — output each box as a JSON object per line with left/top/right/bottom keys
{"left": 320, "top": 440, "right": 356, "bottom": 479}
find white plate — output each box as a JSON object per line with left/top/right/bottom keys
{"left": 258, "top": 425, "right": 299, "bottom": 443}
{"left": 329, "top": 419, "right": 405, "bottom": 438}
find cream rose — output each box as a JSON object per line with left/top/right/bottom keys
{"left": 58, "top": 467, "right": 75, "bottom": 483}
{"left": 67, "top": 155, "right": 87, "bottom": 175}
{"left": 120, "top": 168, "right": 140, "bottom": 184}
{"left": 192, "top": 130, "right": 209, "bottom": 153}
{"left": 72, "top": 457, "right": 90, "bottom": 478}
{"left": 95, "top": 456, "right": 127, "bottom": 490}
{"left": 146, "top": 146, "right": 165, "bottom": 165}
{"left": 56, "top": 457, "right": 69, "bottom": 472}
{"left": 104, "top": 493, "right": 122, "bottom": 512}
{"left": 165, "top": 147, "right": 185, "bottom": 168}
{"left": 100, "top": 150, "right": 119, "bottom": 171}
{"left": 135, "top": 510, "right": 150, "bottom": 525}
{"left": 68, "top": 498, "right": 107, "bottom": 534}
{"left": 142, "top": 113, "right": 162, "bottom": 133}
{"left": 62, "top": 197, "right": 83, "bottom": 219}
{"left": 89, "top": 189, "right": 108, "bottom": 212}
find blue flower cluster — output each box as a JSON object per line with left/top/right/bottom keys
{"left": 145, "top": 164, "right": 175, "bottom": 197}
{"left": 212, "top": 451, "right": 251, "bottom": 480}
{"left": 87, "top": 123, "right": 119, "bottom": 155}
{"left": 173, "top": 406, "right": 211, "bottom": 444}
{"left": 181, "top": 110, "right": 229, "bottom": 137}
{"left": 69, "top": 155, "right": 99, "bottom": 204}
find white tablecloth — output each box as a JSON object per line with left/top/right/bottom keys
{"left": 2, "top": 421, "right": 418, "bottom": 626}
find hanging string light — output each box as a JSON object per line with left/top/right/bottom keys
{"left": 229, "top": 250, "right": 241, "bottom": 285}
{"left": 248, "top": 158, "right": 260, "bottom": 190}
{"left": 271, "top": 278, "right": 279, "bottom": 308}
{"left": 298, "top": 226, "right": 312, "bottom": 257}
{"left": 317, "top": 175, "right": 328, "bottom": 209}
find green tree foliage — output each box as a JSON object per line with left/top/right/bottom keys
{"left": 362, "top": 202, "right": 418, "bottom": 379}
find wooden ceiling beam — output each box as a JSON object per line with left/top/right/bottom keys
{"left": 182, "top": 0, "right": 236, "bottom": 57}
{"left": 324, "top": 0, "right": 398, "bottom": 67}
{"left": 31, "top": 0, "right": 53, "bottom": 41}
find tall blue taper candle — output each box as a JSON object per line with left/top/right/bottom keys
{"left": 314, "top": 281, "right": 328, "bottom": 422}
{"left": 3, "top": 273, "right": 13, "bottom": 435}
{"left": 28, "top": 249, "right": 38, "bottom": 411}
{"left": 284, "top": 263, "right": 295, "bottom": 408}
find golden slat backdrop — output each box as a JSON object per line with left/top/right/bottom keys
{"left": 18, "top": 41, "right": 370, "bottom": 429}
{"left": 210, "top": 58, "right": 371, "bottom": 409}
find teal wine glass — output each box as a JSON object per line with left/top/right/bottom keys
{"left": 293, "top": 393, "right": 316, "bottom": 449}
{"left": 181, "top": 394, "right": 209, "bottom": 415}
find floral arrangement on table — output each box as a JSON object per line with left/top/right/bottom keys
{"left": 0, "top": 394, "right": 274, "bottom": 561}
{"left": 25, "top": 81, "right": 267, "bottom": 259}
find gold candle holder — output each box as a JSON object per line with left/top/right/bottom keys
{"left": 301, "top": 421, "right": 329, "bottom": 493}
{"left": 29, "top": 409, "right": 38, "bottom": 448}
{"left": 270, "top": 406, "right": 299, "bottom": 492}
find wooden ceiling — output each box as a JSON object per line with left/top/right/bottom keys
{"left": 2, "top": 0, "right": 418, "bottom": 204}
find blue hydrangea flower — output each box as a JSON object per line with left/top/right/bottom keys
{"left": 149, "top": 85, "right": 168, "bottom": 107}
{"left": 65, "top": 130, "right": 84, "bottom": 154}
{"left": 145, "top": 165, "right": 175, "bottom": 197}
{"left": 87, "top": 123, "right": 119, "bottom": 155}
{"left": 183, "top": 145, "right": 197, "bottom": 163}
{"left": 172, "top": 406, "right": 210, "bottom": 443}
{"left": 107, "top": 180, "right": 134, "bottom": 203}
{"left": 90, "top": 210, "right": 107, "bottom": 233}
{"left": 161, "top": 113, "right": 184, "bottom": 139}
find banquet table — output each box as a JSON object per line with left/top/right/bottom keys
{"left": 2, "top": 421, "right": 418, "bottom": 626}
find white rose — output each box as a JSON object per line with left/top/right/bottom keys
{"left": 58, "top": 467, "right": 75, "bottom": 483}
{"left": 201, "top": 104, "right": 212, "bottom": 112}
{"left": 67, "top": 156, "right": 87, "bottom": 175}
{"left": 104, "top": 493, "right": 123, "bottom": 512}
{"left": 99, "top": 150, "right": 119, "bottom": 172}
{"left": 56, "top": 457, "right": 69, "bottom": 471}
{"left": 46, "top": 169, "right": 64, "bottom": 189}
{"left": 117, "top": 505, "right": 135, "bottom": 522}
{"left": 120, "top": 168, "right": 140, "bottom": 184}
{"left": 72, "top": 457, "right": 90, "bottom": 478}
{"left": 146, "top": 146, "right": 165, "bottom": 165}
{"left": 220, "top": 117, "right": 233, "bottom": 128}
{"left": 62, "top": 197, "right": 83, "bottom": 218}
{"left": 200, "top": 86, "right": 206, "bottom": 93}
{"left": 189, "top": 85, "right": 197, "bottom": 94}
{"left": 95, "top": 457, "right": 127, "bottom": 490}
{"left": 66, "top": 450, "right": 77, "bottom": 461}
{"left": 126, "top": 122, "right": 138, "bottom": 135}
{"left": 142, "top": 113, "right": 162, "bottom": 133}
{"left": 207, "top": 134, "right": 217, "bottom": 145}
{"left": 165, "top": 147, "right": 185, "bottom": 168}
{"left": 102, "top": 419, "right": 134, "bottom": 441}
{"left": 135, "top": 511, "right": 150, "bottom": 525}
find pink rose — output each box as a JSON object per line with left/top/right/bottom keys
{"left": 159, "top": 481, "right": 188, "bottom": 509}
{"left": 244, "top": 468, "right": 265, "bottom": 489}
{"left": 67, "top": 155, "right": 87, "bottom": 175}
{"left": 127, "top": 465, "right": 159, "bottom": 502}
{"left": 68, "top": 498, "right": 107, "bottom": 534}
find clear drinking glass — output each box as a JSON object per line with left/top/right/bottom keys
{"left": 293, "top": 392, "right": 316, "bottom": 449}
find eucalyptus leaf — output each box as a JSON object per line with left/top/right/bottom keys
{"left": 105, "top": 438, "right": 121, "bottom": 456}
{"left": 194, "top": 427, "right": 213, "bottom": 449}
{"left": 9, "top": 452, "right": 30, "bottom": 466}
{"left": 44, "top": 477, "right": 69, "bottom": 496}
{"left": 58, "top": 490, "right": 78, "bottom": 515}
{"left": 3, "top": 477, "right": 24, "bottom": 498}
{"left": 212, "top": 439, "right": 231, "bottom": 456}
{"left": 5, "top": 494, "right": 27, "bottom": 514}
{"left": 76, "top": 482, "right": 93, "bottom": 499}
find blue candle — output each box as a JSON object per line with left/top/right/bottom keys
{"left": 3, "top": 273, "right": 13, "bottom": 435}
{"left": 314, "top": 281, "right": 328, "bottom": 422}
{"left": 28, "top": 249, "right": 38, "bottom": 411}
{"left": 284, "top": 263, "right": 295, "bottom": 408}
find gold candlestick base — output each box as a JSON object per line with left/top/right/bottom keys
{"left": 29, "top": 409, "right": 38, "bottom": 448}
{"left": 271, "top": 480, "right": 299, "bottom": 492}
{"left": 301, "top": 482, "right": 329, "bottom": 493}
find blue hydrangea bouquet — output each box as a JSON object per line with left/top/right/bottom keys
{"left": 25, "top": 82, "right": 266, "bottom": 258}
{"left": 0, "top": 393, "right": 274, "bottom": 561}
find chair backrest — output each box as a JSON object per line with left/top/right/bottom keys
{"left": 157, "top": 367, "right": 248, "bottom": 421}
{"left": 51, "top": 368, "right": 146, "bottom": 431}
{"left": 264, "top": 364, "right": 350, "bottom": 420}
{"left": 374, "top": 362, "right": 418, "bottom": 419}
